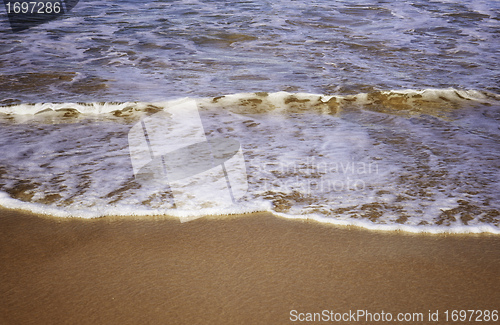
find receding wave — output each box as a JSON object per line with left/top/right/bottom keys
{"left": 0, "top": 89, "right": 499, "bottom": 234}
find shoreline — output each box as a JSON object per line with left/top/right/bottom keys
{"left": 1, "top": 208, "right": 499, "bottom": 324}
{"left": 1, "top": 202, "right": 499, "bottom": 236}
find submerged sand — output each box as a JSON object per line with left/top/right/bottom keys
{"left": 0, "top": 208, "right": 498, "bottom": 324}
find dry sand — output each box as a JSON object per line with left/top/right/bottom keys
{"left": 0, "top": 208, "right": 499, "bottom": 324}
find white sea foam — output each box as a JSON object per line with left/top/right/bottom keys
{"left": 275, "top": 212, "right": 500, "bottom": 235}
{"left": 2, "top": 0, "right": 499, "bottom": 105}
{"left": 0, "top": 91, "right": 498, "bottom": 234}
{"left": 0, "top": 89, "right": 496, "bottom": 116}
{"left": 2, "top": 0, "right": 499, "bottom": 235}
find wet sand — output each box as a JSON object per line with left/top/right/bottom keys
{"left": 0, "top": 208, "right": 499, "bottom": 324}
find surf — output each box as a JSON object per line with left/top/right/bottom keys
{"left": 0, "top": 89, "right": 498, "bottom": 234}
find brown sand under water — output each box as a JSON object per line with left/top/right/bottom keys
{"left": 0, "top": 208, "right": 498, "bottom": 324}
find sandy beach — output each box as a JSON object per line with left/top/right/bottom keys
{"left": 2, "top": 0, "right": 500, "bottom": 323}
{"left": 0, "top": 208, "right": 498, "bottom": 324}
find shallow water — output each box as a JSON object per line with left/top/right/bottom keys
{"left": 0, "top": 91, "right": 499, "bottom": 233}
{"left": 0, "top": 1, "right": 499, "bottom": 233}
{"left": 1, "top": 0, "right": 499, "bottom": 103}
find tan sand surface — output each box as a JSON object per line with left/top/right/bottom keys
{"left": 0, "top": 208, "right": 499, "bottom": 324}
